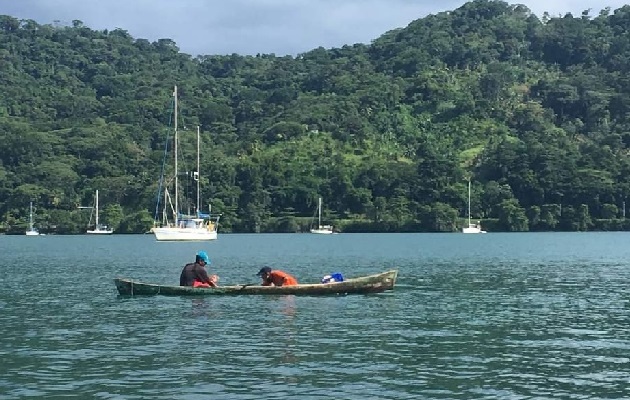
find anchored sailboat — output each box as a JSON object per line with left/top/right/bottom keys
{"left": 310, "top": 197, "right": 334, "bottom": 234}
{"left": 152, "top": 86, "right": 220, "bottom": 241}
{"left": 462, "top": 179, "right": 486, "bottom": 234}
{"left": 86, "top": 190, "right": 113, "bottom": 234}
{"left": 25, "top": 201, "right": 40, "bottom": 236}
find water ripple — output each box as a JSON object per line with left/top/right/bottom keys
{"left": 2, "top": 234, "right": 630, "bottom": 399}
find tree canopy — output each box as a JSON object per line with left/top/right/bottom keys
{"left": 2, "top": 1, "right": 630, "bottom": 234}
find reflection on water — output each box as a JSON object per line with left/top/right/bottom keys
{"left": 277, "top": 296, "right": 298, "bottom": 365}
{"left": 1, "top": 233, "right": 630, "bottom": 399}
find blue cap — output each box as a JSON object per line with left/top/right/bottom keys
{"left": 196, "top": 251, "right": 210, "bottom": 264}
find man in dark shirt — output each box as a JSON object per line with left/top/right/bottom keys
{"left": 180, "top": 251, "right": 218, "bottom": 287}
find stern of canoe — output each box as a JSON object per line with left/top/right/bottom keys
{"left": 114, "top": 278, "right": 163, "bottom": 296}
{"left": 114, "top": 278, "right": 132, "bottom": 295}
{"left": 340, "top": 269, "right": 398, "bottom": 294}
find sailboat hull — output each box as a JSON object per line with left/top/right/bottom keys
{"left": 153, "top": 227, "right": 217, "bottom": 241}
{"left": 310, "top": 227, "right": 334, "bottom": 234}
{"left": 87, "top": 229, "right": 113, "bottom": 235}
{"left": 25, "top": 230, "right": 40, "bottom": 236}
{"left": 462, "top": 226, "right": 486, "bottom": 234}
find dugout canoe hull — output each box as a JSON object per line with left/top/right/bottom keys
{"left": 114, "top": 270, "right": 398, "bottom": 296}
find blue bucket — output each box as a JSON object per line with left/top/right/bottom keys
{"left": 321, "top": 272, "right": 344, "bottom": 284}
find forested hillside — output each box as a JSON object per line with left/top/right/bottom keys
{"left": 2, "top": 0, "right": 630, "bottom": 234}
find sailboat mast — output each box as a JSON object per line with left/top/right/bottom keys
{"left": 318, "top": 197, "right": 322, "bottom": 227}
{"left": 467, "top": 179, "right": 472, "bottom": 226}
{"left": 95, "top": 190, "right": 99, "bottom": 226}
{"left": 29, "top": 201, "right": 34, "bottom": 230}
{"left": 173, "top": 86, "right": 179, "bottom": 226}
{"left": 197, "top": 125, "right": 200, "bottom": 216}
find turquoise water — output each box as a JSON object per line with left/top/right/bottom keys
{"left": 1, "top": 232, "right": 630, "bottom": 399}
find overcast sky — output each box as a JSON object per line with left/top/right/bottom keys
{"left": 0, "top": 0, "right": 627, "bottom": 56}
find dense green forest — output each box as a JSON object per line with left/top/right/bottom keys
{"left": 2, "top": 0, "right": 630, "bottom": 234}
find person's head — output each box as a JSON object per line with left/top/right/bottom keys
{"left": 196, "top": 251, "right": 211, "bottom": 266}
{"left": 256, "top": 266, "right": 272, "bottom": 279}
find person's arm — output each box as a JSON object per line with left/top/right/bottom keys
{"left": 195, "top": 265, "right": 217, "bottom": 287}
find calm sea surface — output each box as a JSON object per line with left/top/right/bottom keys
{"left": 1, "top": 232, "right": 630, "bottom": 399}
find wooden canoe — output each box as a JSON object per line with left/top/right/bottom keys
{"left": 114, "top": 270, "right": 398, "bottom": 296}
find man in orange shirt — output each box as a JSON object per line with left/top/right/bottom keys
{"left": 256, "top": 267, "right": 298, "bottom": 286}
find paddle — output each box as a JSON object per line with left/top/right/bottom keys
{"left": 239, "top": 283, "right": 259, "bottom": 289}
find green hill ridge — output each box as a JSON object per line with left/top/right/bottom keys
{"left": 1, "top": 0, "right": 629, "bottom": 233}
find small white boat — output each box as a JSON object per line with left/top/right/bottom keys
{"left": 25, "top": 202, "right": 40, "bottom": 236}
{"left": 462, "top": 180, "right": 486, "bottom": 234}
{"left": 82, "top": 190, "right": 113, "bottom": 234}
{"left": 462, "top": 223, "right": 486, "bottom": 234}
{"left": 310, "top": 197, "right": 334, "bottom": 234}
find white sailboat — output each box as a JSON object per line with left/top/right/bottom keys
{"left": 25, "top": 201, "right": 40, "bottom": 236}
{"left": 310, "top": 197, "right": 334, "bottom": 234}
{"left": 462, "top": 179, "right": 486, "bottom": 234}
{"left": 85, "top": 190, "right": 113, "bottom": 234}
{"left": 152, "top": 86, "right": 220, "bottom": 241}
